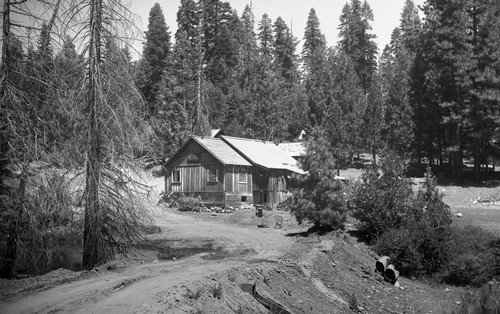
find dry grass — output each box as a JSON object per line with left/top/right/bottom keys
{"left": 440, "top": 181, "right": 500, "bottom": 236}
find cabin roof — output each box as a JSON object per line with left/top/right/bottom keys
{"left": 277, "top": 142, "right": 306, "bottom": 158}
{"left": 210, "top": 129, "right": 224, "bottom": 138}
{"left": 165, "top": 136, "right": 251, "bottom": 167}
{"left": 220, "top": 136, "right": 305, "bottom": 174}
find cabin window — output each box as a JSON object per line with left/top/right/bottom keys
{"left": 239, "top": 172, "right": 247, "bottom": 183}
{"left": 172, "top": 169, "right": 181, "bottom": 183}
{"left": 241, "top": 196, "right": 247, "bottom": 202}
{"left": 208, "top": 167, "right": 218, "bottom": 182}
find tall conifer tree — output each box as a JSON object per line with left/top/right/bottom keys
{"left": 140, "top": 3, "right": 171, "bottom": 116}
{"left": 302, "top": 8, "right": 328, "bottom": 127}
{"left": 338, "top": 0, "right": 377, "bottom": 94}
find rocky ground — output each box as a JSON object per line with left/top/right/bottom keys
{"left": 1, "top": 170, "right": 498, "bottom": 313}
{"left": 0, "top": 204, "right": 474, "bottom": 314}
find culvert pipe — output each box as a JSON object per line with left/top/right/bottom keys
{"left": 385, "top": 264, "right": 400, "bottom": 283}
{"left": 375, "top": 256, "right": 390, "bottom": 273}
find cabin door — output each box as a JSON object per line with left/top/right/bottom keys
{"left": 253, "top": 190, "right": 268, "bottom": 205}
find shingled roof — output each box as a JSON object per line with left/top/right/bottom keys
{"left": 277, "top": 142, "right": 306, "bottom": 158}
{"left": 165, "top": 136, "right": 252, "bottom": 167}
{"left": 220, "top": 136, "right": 305, "bottom": 174}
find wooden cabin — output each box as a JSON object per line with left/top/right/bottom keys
{"left": 219, "top": 136, "right": 305, "bottom": 208}
{"left": 164, "top": 136, "right": 253, "bottom": 207}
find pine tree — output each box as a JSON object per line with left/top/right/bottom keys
{"left": 273, "top": 16, "right": 300, "bottom": 84}
{"left": 151, "top": 73, "right": 188, "bottom": 161}
{"left": 380, "top": 21, "right": 419, "bottom": 155}
{"left": 266, "top": 16, "right": 305, "bottom": 140}
{"left": 416, "top": 0, "right": 500, "bottom": 180}
{"left": 302, "top": 8, "right": 328, "bottom": 127}
{"left": 362, "top": 72, "right": 384, "bottom": 163}
{"left": 176, "top": 0, "right": 199, "bottom": 41}
{"left": 258, "top": 13, "right": 274, "bottom": 60}
{"left": 172, "top": 0, "right": 201, "bottom": 134}
{"left": 399, "top": 0, "right": 422, "bottom": 51}
{"left": 171, "top": 30, "right": 198, "bottom": 131}
{"left": 302, "top": 8, "right": 326, "bottom": 73}
{"left": 379, "top": 0, "right": 421, "bottom": 157}
{"left": 337, "top": 0, "right": 378, "bottom": 94}
{"left": 288, "top": 130, "right": 348, "bottom": 229}
{"left": 325, "top": 50, "right": 366, "bottom": 163}
{"left": 54, "top": 0, "right": 152, "bottom": 269}
{"left": 201, "top": 0, "right": 234, "bottom": 64}
{"left": 140, "top": 3, "right": 172, "bottom": 116}
{"left": 239, "top": 4, "right": 258, "bottom": 88}
{"left": 462, "top": 0, "right": 500, "bottom": 178}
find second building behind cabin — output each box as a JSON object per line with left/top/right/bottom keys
{"left": 219, "top": 136, "right": 305, "bottom": 208}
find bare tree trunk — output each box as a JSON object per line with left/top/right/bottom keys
{"left": 473, "top": 140, "right": 482, "bottom": 181}
{"left": 0, "top": 0, "right": 10, "bottom": 101}
{"left": 452, "top": 124, "right": 463, "bottom": 182}
{"left": 0, "top": 0, "right": 29, "bottom": 279}
{"left": 0, "top": 0, "right": 16, "bottom": 279}
{"left": 83, "top": 0, "right": 105, "bottom": 269}
{"left": 195, "top": 56, "right": 202, "bottom": 134}
{"left": 193, "top": 0, "right": 205, "bottom": 136}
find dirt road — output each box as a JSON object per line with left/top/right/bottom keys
{"left": 0, "top": 208, "right": 294, "bottom": 314}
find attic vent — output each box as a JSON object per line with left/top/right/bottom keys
{"left": 187, "top": 154, "right": 199, "bottom": 162}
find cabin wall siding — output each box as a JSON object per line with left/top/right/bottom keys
{"left": 164, "top": 139, "right": 254, "bottom": 207}
{"left": 224, "top": 165, "right": 253, "bottom": 206}
{"left": 252, "top": 169, "right": 291, "bottom": 208}
{"left": 167, "top": 165, "right": 224, "bottom": 192}
{"left": 224, "top": 166, "right": 253, "bottom": 194}
{"left": 165, "top": 140, "right": 225, "bottom": 207}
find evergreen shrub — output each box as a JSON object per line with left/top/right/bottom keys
{"left": 287, "top": 134, "right": 349, "bottom": 229}
{"left": 350, "top": 151, "right": 413, "bottom": 238}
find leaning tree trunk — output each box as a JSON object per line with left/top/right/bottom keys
{"left": 82, "top": 0, "right": 105, "bottom": 269}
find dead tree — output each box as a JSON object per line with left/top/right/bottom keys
{"left": 62, "top": 0, "right": 152, "bottom": 269}
{"left": 82, "top": 0, "right": 105, "bottom": 268}
{"left": 1, "top": 0, "right": 151, "bottom": 274}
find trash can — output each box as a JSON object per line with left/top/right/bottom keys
{"left": 256, "top": 205, "right": 263, "bottom": 217}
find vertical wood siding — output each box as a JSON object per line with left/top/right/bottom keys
{"left": 223, "top": 165, "right": 252, "bottom": 194}
{"left": 165, "top": 140, "right": 224, "bottom": 195}
{"left": 252, "top": 168, "right": 291, "bottom": 208}
{"left": 164, "top": 139, "right": 254, "bottom": 207}
{"left": 166, "top": 165, "right": 225, "bottom": 192}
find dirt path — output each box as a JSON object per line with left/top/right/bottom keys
{"left": 0, "top": 208, "right": 294, "bottom": 314}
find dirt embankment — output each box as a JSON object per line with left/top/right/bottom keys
{"left": 0, "top": 207, "right": 468, "bottom": 313}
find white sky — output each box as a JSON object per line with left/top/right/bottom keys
{"left": 126, "top": 0, "right": 425, "bottom": 59}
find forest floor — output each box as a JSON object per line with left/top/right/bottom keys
{"left": 0, "top": 169, "right": 499, "bottom": 313}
